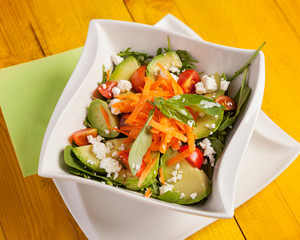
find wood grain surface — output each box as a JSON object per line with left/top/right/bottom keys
{"left": 0, "top": 0, "right": 299, "bottom": 239}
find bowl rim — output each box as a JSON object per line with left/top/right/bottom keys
{"left": 38, "top": 19, "right": 265, "bottom": 218}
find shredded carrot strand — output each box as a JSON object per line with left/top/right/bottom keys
{"left": 149, "top": 120, "right": 187, "bottom": 142}
{"left": 137, "top": 157, "right": 159, "bottom": 187}
{"left": 100, "top": 106, "right": 111, "bottom": 133}
{"left": 186, "top": 125, "right": 196, "bottom": 153}
{"left": 166, "top": 149, "right": 192, "bottom": 166}
{"left": 108, "top": 126, "right": 130, "bottom": 136}
{"left": 106, "top": 69, "right": 110, "bottom": 82}
{"left": 159, "top": 167, "right": 165, "bottom": 185}
{"left": 144, "top": 189, "right": 152, "bottom": 198}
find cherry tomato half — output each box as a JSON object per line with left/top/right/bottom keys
{"left": 179, "top": 145, "right": 204, "bottom": 169}
{"left": 130, "top": 65, "right": 147, "bottom": 92}
{"left": 72, "top": 128, "right": 98, "bottom": 146}
{"left": 98, "top": 81, "right": 118, "bottom": 98}
{"left": 215, "top": 95, "right": 237, "bottom": 111}
{"left": 177, "top": 69, "right": 200, "bottom": 94}
{"left": 118, "top": 152, "right": 146, "bottom": 177}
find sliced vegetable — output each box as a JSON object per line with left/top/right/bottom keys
{"left": 215, "top": 95, "right": 237, "bottom": 111}
{"left": 98, "top": 81, "right": 118, "bottom": 98}
{"left": 130, "top": 65, "right": 147, "bottom": 92}
{"left": 177, "top": 69, "right": 200, "bottom": 93}
{"left": 71, "top": 128, "right": 97, "bottom": 146}
{"left": 179, "top": 145, "right": 204, "bottom": 169}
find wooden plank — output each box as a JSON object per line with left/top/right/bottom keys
{"left": 28, "top": 0, "right": 133, "bottom": 55}
{"left": 235, "top": 181, "right": 300, "bottom": 239}
{"left": 125, "top": 0, "right": 300, "bottom": 239}
{"left": 0, "top": 0, "right": 131, "bottom": 239}
{"left": 0, "top": 0, "right": 45, "bottom": 68}
{"left": 0, "top": 109, "right": 87, "bottom": 239}
{"left": 186, "top": 218, "right": 244, "bottom": 240}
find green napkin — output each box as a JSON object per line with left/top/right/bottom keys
{"left": 0, "top": 48, "right": 83, "bottom": 176}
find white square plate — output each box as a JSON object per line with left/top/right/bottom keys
{"left": 39, "top": 16, "right": 265, "bottom": 218}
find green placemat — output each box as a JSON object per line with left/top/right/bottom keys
{"left": 0, "top": 47, "right": 83, "bottom": 176}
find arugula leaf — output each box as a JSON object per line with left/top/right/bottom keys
{"left": 176, "top": 50, "right": 198, "bottom": 70}
{"left": 228, "top": 42, "right": 266, "bottom": 81}
{"left": 118, "top": 48, "right": 153, "bottom": 65}
{"left": 218, "top": 67, "right": 251, "bottom": 131}
{"left": 128, "top": 109, "right": 155, "bottom": 175}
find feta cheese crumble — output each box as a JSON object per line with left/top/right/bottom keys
{"left": 159, "top": 183, "right": 174, "bottom": 194}
{"left": 112, "top": 87, "right": 121, "bottom": 97}
{"left": 99, "top": 157, "right": 122, "bottom": 178}
{"left": 200, "top": 100, "right": 221, "bottom": 109}
{"left": 180, "top": 192, "right": 185, "bottom": 199}
{"left": 175, "top": 163, "right": 180, "bottom": 170}
{"left": 117, "top": 79, "right": 132, "bottom": 92}
{"left": 87, "top": 135, "right": 110, "bottom": 160}
{"left": 220, "top": 78, "right": 230, "bottom": 91}
{"left": 201, "top": 75, "right": 218, "bottom": 93}
{"left": 190, "top": 192, "right": 198, "bottom": 199}
{"left": 109, "top": 98, "right": 121, "bottom": 115}
{"left": 111, "top": 53, "right": 124, "bottom": 65}
{"left": 199, "top": 138, "right": 216, "bottom": 166}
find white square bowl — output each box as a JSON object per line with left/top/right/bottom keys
{"left": 38, "top": 19, "right": 265, "bottom": 218}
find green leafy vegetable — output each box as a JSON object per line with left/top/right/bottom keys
{"left": 228, "top": 42, "right": 266, "bottom": 81}
{"left": 176, "top": 50, "right": 198, "bottom": 70}
{"left": 118, "top": 48, "right": 153, "bottom": 65}
{"left": 128, "top": 109, "right": 155, "bottom": 175}
{"left": 218, "top": 67, "right": 251, "bottom": 131}
{"left": 151, "top": 94, "right": 225, "bottom": 127}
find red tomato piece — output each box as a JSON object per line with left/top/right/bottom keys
{"left": 98, "top": 81, "right": 118, "bottom": 98}
{"left": 135, "top": 160, "right": 146, "bottom": 177}
{"left": 179, "top": 145, "right": 204, "bottom": 169}
{"left": 119, "top": 152, "right": 130, "bottom": 169}
{"left": 130, "top": 65, "right": 147, "bottom": 92}
{"left": 215, "top": 95, "right": 237, "bottom": 111}
{"left": 177, "top": 69, "right": 200, "bottom": 94}
{"left": 72, "top": 128, "right": 98, "bottom": 146}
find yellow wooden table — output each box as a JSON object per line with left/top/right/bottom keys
{"left": 0, "top": 0, "right": 299, "bottom": 239}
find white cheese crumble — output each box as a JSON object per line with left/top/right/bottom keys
{"left": 195, "top": 82, "right": 206, "bottom": 94}
{"left": 118, "top": 144, "right": 125, "bottom": 151}
{"left": 175, "top": 163, "right": 180, "bottom": 170}
{"left": 180, "top": 192, "right": 185, "bottom": 199}
{"left": 111, "top": 53, "right": 124, "bottom": 65}
{"left": 87, "top": 135, "right": 111, "bottom": 160}
{"left": 104, "top": 129, "right": 110, "bottom": 134}
{"left": 102, "top": 83, "right": 107, "bottom": 89}
{"left": 109, "top": 99, "right": 121, "bottom": 115}
{"left": 190, "top": 192, "right": 198, "bottom": 199}
{"left": 169, "top": 65, "right": 180, "bottom": 74}
{"left": 171, "top": 171, "right": 178, "bottom": 177}
{"left": 201, "top": 75, "right": 218, "bottom": 93}
{"left": 117, "top": 79, "right": 132, "bottom": 92}
{"left": 199, "top": 138, "right": 216, "bottom": 166}
{"left": 220, "top": 79, "right": 230, "bottom": 91}
{"left": 100, "top": 157, "right": 122, "bottom": 178}
{"left": 112, "top": 87, "right": 121, "bottom": 97}
{"left": 170, "top": 73, "right": 179, "bottom": 81}
{"left": 159, "top": 183, "right": 174, "bottom": 194}
{"left": 177, "top": 173, "right": 182, "bottom": 180}
{"left": 187, "top": 120, "right": 194, "bottom": 127}
{"left": 87, "top": 159, "right": 95, "bottom": 166}
{"left": 112, "top": 151, "right": 118, "bottom": 158}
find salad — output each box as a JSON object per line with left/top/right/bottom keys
{"left": 64, "top": 41, "right": 265, "bottom": 205}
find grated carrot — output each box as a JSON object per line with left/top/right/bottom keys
{"left": 106, "top": 69, "right": 110, "bottom": 82}
{"left": 100, "top": 106, "right": 111, "bottom": 133}
{"left": 137, "top": 157, "right": 159, "bottom": 187}
{"left": 149, "top": 120, "right": 187, "bottom": 142}
{"left": 159, "top": 167, "right": 165, "bottom": 185}
{"left": 108, "top": 126, "right": 130, "bottom": 136}
{"left": 186, "top": 125, "right": 196, "bottom": 153}
{"left": 166, "top": 148, "right": 192, "bottom": 166}
{"left": 144, "top": 189, "right": 152, "bottom": 198}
